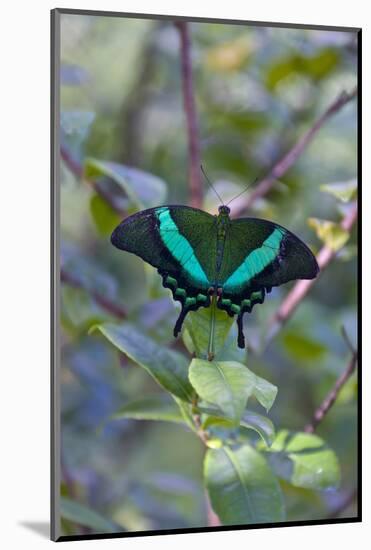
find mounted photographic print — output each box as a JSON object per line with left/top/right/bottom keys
{"left": 51, "top": 8, "right": 361, "bottom": 542}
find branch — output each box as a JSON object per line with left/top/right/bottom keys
{"left": 304, "top": 349, "right": 357, "bottom": 433}
{"left": 176, "top": 21, "right": 203, "bottom": 208}
{"left": 61, "top": 267, "right": 127, "bottom": 320}
{"left": 60, "top": 145, "right": 125, "bottom": 216}
{"left": 232, "top": 87, "right": 357, "bottom": 217}
{"left": 60, "top": 145, "right": 83, "bottom": 179}
{"left": 205, "top": 492, "right": 221, "bottom": 527}
{"left": 268, "top": 202, "right": 358, "bottom": 337}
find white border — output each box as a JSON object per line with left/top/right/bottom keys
{"left": 1, "top": 1, "right": 368, "bottom": 548}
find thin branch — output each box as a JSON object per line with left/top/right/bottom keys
{"left": 205, "top": 492, "right": 221, "bottom": 527}
{"left": 176, "top": 21, "right": 203, "bottom": 208}
{"left": 232, "top": 87, "right": 357, "bottom": 217}
{"left": 268, "top": 202, "right": 358, "bottom": 338}
{"left": 191, "top": 395, "right": 209, "bottom": 445}
{"left": 60, "top": 145, "right": 125, "bottom": 216}
{"left": 60, "top": 145, "right": 83, "bottom": 179}
{"left": 305, "top": 349, "right": 357, "bottom": 433}
{"left": 61, "top": 267, "right": 127, "bottom": 319}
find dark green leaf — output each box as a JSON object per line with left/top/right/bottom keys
{"left": 266, "top": 48, "right": 339, "bottom": 89}
{"left": 90, "top": 193, "right": 122, "bottom": 236}
{"left": 263, "top": 430, "right": 341, "bottom": 490}
{"left": 60, "top": 497, "right": 119, "bottom": 533}
{"left": 282, "top": 331, "right": 327, "bottom": 361}
{"left": 111, "top": 394, "right": 185, "bottom": 423}
{"left": 240, "top": 410, "right": 275, "bottom": 447}
{"left": 204, "top": 445, "right": 285, "bottom": 525}
{"left": 95, "top": 323, "right": 193, "bottom": 402}
{"left": 84, "top": 158, "right": 167, "bottom": 210}
{"left": 201, "top": 407, "right": 275, "bottom": 447}
{"left": 61, "top": 286, "right": 111, "bottom": 329}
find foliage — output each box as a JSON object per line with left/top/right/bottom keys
{"left": 59, "top": 14, "right": 358, "bottom": 536}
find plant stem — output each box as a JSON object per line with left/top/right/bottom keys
{"left": 61, "top": 267, "right": 127, "bottom": 319}
{"left": 176, "top": 21, "right": 203, "bottom": 208}
{"left": 207, "top": 294, "right": 217, "bottom": 361}
{"left": 267, "top": 202, "right": 358, "bottom": 340}
{"left": 305, "top": 349, "right": 358, "bottom": 433}
{"left": 60, "top": 145, "right": 125, "bottom": 216}
{"left": 231, "top": 88, "right": 357, "bottom": 217}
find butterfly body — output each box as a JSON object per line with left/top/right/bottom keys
{"left": 111, "top": 204, "right": 319, "bottom": 349}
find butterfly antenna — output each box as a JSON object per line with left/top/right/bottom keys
{"left": 226, "top": 177, "right": 259, "bottom": 206}
{"left": 200, "top": 165, "right": 224, "bottom": 205}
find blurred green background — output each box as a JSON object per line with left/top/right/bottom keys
{"left": 59, "top": 13, "right": 358, "bottom": 536}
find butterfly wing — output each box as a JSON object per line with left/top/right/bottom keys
{"left": 218, "top": 217, "right": 319, "bottom": 347}
{"left": 111, "top": 205, "right": 218, "bottom": 334}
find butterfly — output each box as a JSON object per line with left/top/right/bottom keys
{"left": 111, "top": 204, "right": 319, "bottom": 351}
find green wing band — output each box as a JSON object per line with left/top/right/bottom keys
{"left": 224, "top": 227, "right": 284, "bottom": 291}
{"left": 156, "top": 207, "right": 210, "bottom": 287}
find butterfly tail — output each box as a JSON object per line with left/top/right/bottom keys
{"left": 237, "top": 313, "right": 245, "bottom": 349}
{"left": 173, "top": 306, "right": 189, "bottom": 338}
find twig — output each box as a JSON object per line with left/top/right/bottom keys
{"left": 176, "top": 21, "right": 203, "bottom": 208}
{"left": 304, "top": 349, "right": 357, "bottom": 433}
{"left": 61, "top": 267, "right": 127, "bottom": 319}
{"left": 205, "top": 492, "right": 221, "bottom": 527}
{"left": 232, "top": 88, "right": 357, "bottom": 217}
{"left": 269, "top": 202, "right": 358, "bottom": 337}
{"left": 60, "top": 145, "right": 83, "bottom": 179}
{"left": 191, "top": 395, "right": 209, "bottom": 445}
{"left": 60, "top": 145, "right": 125, "bottom": 216}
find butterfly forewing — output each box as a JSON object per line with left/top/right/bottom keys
{"left": 220, "top": 218, "right": 318, "bottom": 293}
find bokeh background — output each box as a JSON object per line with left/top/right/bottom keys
{"left": 58, "top": 12, "right": 358, "bottom": 536}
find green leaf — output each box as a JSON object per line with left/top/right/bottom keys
{"left": 204, "top": 445, "right": 285, "bottom": 525}
{"left": 308, "top": 217, "right": 350, "bottom": 251}
{"left": 263, "top": 430, "right": 341, "bottom": 490}
{"left": 240, "top": 410, "right": 275, "bottom": 447}
{"left": 202, "top": 408, "right": 275, "bottom": 447}
{"left": 282, "top": 331, "right": 327, "bottom": 361}
{"left": 173, "top": 397, "right": 197, "bottom": 432}
{"left": 90, "top": 193, "right": 122, "bottom": 236}
{"left": 183, "top": 307, "right": 234, "bottom": 360}
{"left": 61, "top": 286, "right": 111, "bottom": 329}
{"left": 266, "top": 48, "right": 339, "bottom": 89}
{"left": 252, "top": 373, "right": 278, "bottom": 412}
{"left": 189, "top": 360, "right": 252, "bottom": 423}
{"left": 95, "top": 323, "right": 193, "bottom": 402}
{"left": 111, "top": 394, "right": 185, "bottom": 423}
{"left": 189, "top": 359, "right": 277, "bottom": 423}
{"left": 84, "top": 158, "right": 167, "bottom": 210}
{"left": 320, "top": 180, "right": 357, "bottom": 203}
{"left": 60, "top": 497, "right": 119, "bottom": 533}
